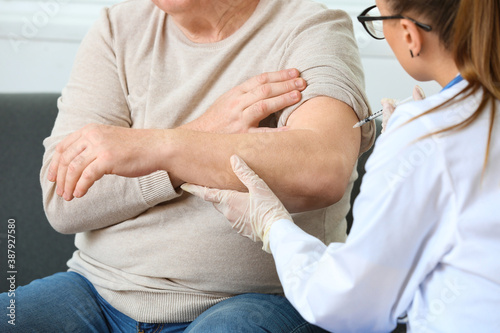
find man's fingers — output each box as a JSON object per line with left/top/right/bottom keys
{"left": 47, "top": 152, "right": 61, "bottom": 183}
{"left": 63, "top": 153, "right": 89, "bottom": 201}
{"left": 55, "top": 147, "right": 76, "bottom": 197}
{"left": 245, "top": 90, "right": 302, "bottom": 123}
{"left": 55, "top": 163, "right": 68, "bottom": 198}
{"left": 245, "top": 78, "right": 305, "bottom": 106}
{"left": 73, "top": 159, "right": 103, "bottom": 199}
{"left": 239, "top": 68, "right": 300, "bottom": 92}
{"left": 56, "top": 141, "right": 88, "bottom": 199}
{"left": 48, "top": 132, "right": 82, "bottom": 182}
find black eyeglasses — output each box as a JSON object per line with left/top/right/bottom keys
{"left": 357, "top": 5, "right": 432, "bottom": 40}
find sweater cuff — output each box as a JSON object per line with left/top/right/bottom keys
{"left": 138, "top": 170, "right": 181, "bottom": 207}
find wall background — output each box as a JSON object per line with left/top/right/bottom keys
{"left": 0, "top": 0, "right": 440, "bottom": 110}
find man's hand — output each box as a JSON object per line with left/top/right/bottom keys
{"left": 47, "top": 124, "right": 166, "bottom": 201}
{"left": 181, "top": 68, "right": 306, "bottom": 133}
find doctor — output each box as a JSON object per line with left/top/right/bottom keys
{"left": 182, "top": 0, "right": 500, "bottom": 332}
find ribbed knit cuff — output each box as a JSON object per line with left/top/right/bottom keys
{"left": 138, "top": 170, "right": 181, "bottom": 207}
{"left": 96, "top": 287, "right": 229, "bottom": 323}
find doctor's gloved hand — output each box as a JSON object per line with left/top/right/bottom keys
{"left": 381, "top": 85, "right": 426, "bottom": 133}
{"left": 181, "top": 155, "right": 292, "bottom": 253}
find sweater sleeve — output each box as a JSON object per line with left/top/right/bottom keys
{"left": 277, "top": 9, "right": 375, "bottom": 155}
{"left": 269, "top": 107, "right": 457, "bottom": 332}
{"left": 40, "top": 8, "right": 181, "bottom": 235}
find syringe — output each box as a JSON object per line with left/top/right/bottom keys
{"left": 353, "top": 96, "right": 413, "bottom": 128}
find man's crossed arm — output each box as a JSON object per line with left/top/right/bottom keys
{"left": 47, "top": 69, "right": 361, "bottom": 213}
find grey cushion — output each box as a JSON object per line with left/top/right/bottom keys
{"left": 0, "top": 94, "right": 76, "bottom": 291}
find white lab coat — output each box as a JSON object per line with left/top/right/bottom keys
{"left": 269, "top": 80, "right": 500, "bottom": 332}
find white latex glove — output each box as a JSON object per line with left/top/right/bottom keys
{"left": 181, "top": 155, "right": 292, "bottom": 253}
{"left": 380, "top": 85, "right": 426, "bottom": 133}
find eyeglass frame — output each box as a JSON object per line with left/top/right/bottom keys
{"left": 357, "top": 5, "right": 432, "bottom": 40}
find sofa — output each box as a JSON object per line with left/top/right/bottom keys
{"left": 1, "top": 93, "right": 405, "bottom": 332}
{"left": 1, "top": 93, "right": 75, "bottom": 292}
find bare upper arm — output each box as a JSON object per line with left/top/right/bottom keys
{"left": 285, "top": 96, "right": 361, "bottom": 201}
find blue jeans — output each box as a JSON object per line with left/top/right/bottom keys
{"left": 0, "top": 272, "right": 328, "bottom": 332}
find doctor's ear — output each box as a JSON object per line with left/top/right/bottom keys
{"left": 400, "top": 19, "right": 423, "bottom": 58}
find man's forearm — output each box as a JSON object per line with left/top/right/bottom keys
{"left": 163, "top": 128, "right": 351, "bottom": 212}
{"left": 164, "top": 96, "right": 361, "bottom": 213}
{"left": 46, "top": 96, "right": 361, "bottom": 214}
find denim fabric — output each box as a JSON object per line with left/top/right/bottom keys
{"left": 1, "top": 272, "right": 327, "bottom": 333}
{"left": 0, "top": 272, "right": 189, "bottom": 333}
{"left": 184, "top": 293, "right": 329, "bottom": 333}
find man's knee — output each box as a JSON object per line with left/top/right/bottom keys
{"left": 185, "top": 293, "right": 328, "bottom": 333}
{"left": 0, "top": 272, "right": 108, "bottom": 333}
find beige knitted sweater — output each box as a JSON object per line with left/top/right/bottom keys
{"left": 40, "top": 0, "right": 374, "bottom": 323}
